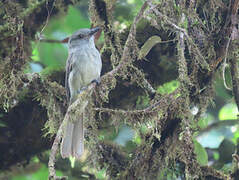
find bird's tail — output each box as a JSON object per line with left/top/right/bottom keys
{"left": 61, "top": 93, "right": 88, "bottom": 159}
{"left": 60, "top": 118, "right": 84, "bottom": 159}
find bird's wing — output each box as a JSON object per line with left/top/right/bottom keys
{"left": 65, "top": 53, "right": 73, "bottom": 103}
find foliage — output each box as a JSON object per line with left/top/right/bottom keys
{"left": 1, "top": 0, "right": 239, "bottom": 179}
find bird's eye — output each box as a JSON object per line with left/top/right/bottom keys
{"left": 78, "top": 34, "right": 83, "bottom": 38}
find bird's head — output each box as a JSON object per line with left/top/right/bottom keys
{"left": 68, "top": 27, "right": 100, "bottom": 47}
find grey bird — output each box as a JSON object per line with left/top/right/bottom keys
{"left": 61, "top": 27, "right": 102, "bottom": 159}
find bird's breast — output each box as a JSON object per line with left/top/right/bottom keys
{"left": 70, "top": 47, "right": 102, "bottom": 89}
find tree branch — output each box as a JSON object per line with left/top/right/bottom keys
{"left": 146, "top": 2, "right": 210, "bottom": 70}
{"left": 229, "top": 56, "right": 239, "bottom": 110}
{"left": 198, "top": 119, "right": 239, "bottom": 136}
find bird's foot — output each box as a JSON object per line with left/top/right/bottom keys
{"left": 91, "top": 78, "right": 101, "bottom": 85}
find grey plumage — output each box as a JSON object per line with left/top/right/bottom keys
{"left": 61, "top": 27, "right": 102, "bottom": 159}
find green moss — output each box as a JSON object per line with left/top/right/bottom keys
{"left": 136, "top": 94, "right": 150, "bottom": 109}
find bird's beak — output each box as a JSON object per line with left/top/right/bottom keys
{"left": 89, "top": 27, "right": 100, "bottom": 36}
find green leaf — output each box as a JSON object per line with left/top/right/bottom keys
{"left": 31, "top": 43, "right": 40, "bottom": 61}
{"left": 138, "top": 35, "right": 161, "bottom": 59}
{"left": 133, "top": 132, "right": 141, "bottom": 145}
{"left": 213, "top": 151, "right": 219, "bottom": 160}
{"left": 218, "top": 103, "right": 238, "bottom": 120}
{"left": 157, "top": 80, "right": 179, "bottom": 95}
{"left": 232, "top": 130, "right": 239, "bottom": 144}
{"left": 193, "top": 139, "right": 208, "bottom": 166}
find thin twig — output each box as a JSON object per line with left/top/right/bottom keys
{"left": 198, "top": 119, "right": 239, "bottom": 136}
{"left": 177, "top": 14, "right": 190, "bottom": 86}
{"left": 130, "top": 65, "right": 156, "bottom": 95}
{"left": 40, "top": 0, "right": 56, "bottom": 34}
{"left": 48, "top": 122, "right": 66, "bottom": 180}
{"left": 94, "top": 88, "right": 180, "bottom": 114}
{"left": 222, "top": 36, "right": 232, "bottom": 90}
{"left": 39, "top": 39, "right": 66, "bottom": 43}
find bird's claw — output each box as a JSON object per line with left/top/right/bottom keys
{"left": 91, "top": 78, "right": 101, "bottom": 85}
